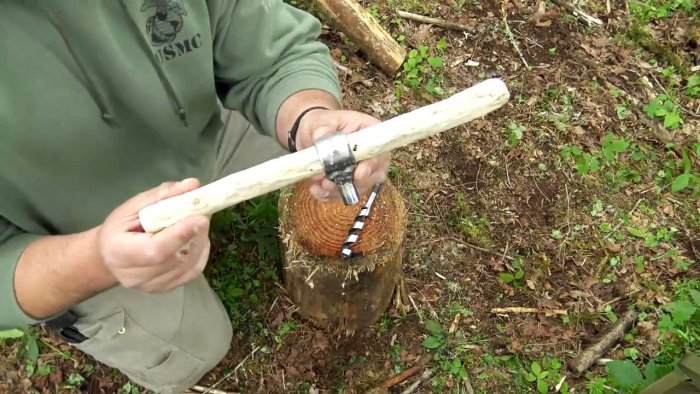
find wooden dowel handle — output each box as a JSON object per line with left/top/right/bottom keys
{"left": 138, "top": 78, "right": 510, "bottom": 233}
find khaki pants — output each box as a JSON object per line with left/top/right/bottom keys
{"left": 69, "top": 109, "right": 287, "bottom": 394}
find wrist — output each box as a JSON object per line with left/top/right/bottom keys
{"left": 287, "top": 106, "right": 329, "bottom": 152}
{"left": 79, "top": 226, "right": 119, "bottom": 292}
{"left": 275, "top": 89, "right": 341, "bottom": 147}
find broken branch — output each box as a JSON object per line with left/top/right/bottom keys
{"left": 397, "top": 10, "right": 472, "bottom": 32}
{"left": 568, "top": 310, "right": 639, "bottom": 376}
{"left": 381, "top": 362, "right": 427, "bottom": 388}
{"left": 491, "top": 307, "right": 568, "bottom": 315}
{"left": 501, "top": 6, "right": 530, "bottom": 70}
{"left": 190, "top": 386, "right": 235, "bottom": 394}
{"left": 401, "top": 369, "right": 434, "bottom": 394}
{"left": 550, "top": 0, "right": 604, "bottom": 26}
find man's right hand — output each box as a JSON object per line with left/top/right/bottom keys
{"left": 96, "top": 178, "right": 211, "bottom": 293}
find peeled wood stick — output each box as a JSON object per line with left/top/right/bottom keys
{"left": 568, "top": 310, "right": 639, "bottom": 377}
{"left": 397, "top": 10, "right": 472, "bottom": 32}
{"left": 491, "top": 307, "right": 568, "bottom": 315}
{"left": 138, "top": 78, "right": 510, "bottom": 233}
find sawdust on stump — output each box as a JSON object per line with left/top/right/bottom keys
{"left": 278, "top": 179, "right": 407, "bottom": 332}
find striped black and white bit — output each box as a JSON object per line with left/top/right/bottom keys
{"left": 340, "top": 183, "right": 383, "bottom": 260}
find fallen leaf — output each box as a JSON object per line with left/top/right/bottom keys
{"left": 313, "top": 331, "right": 329, "bottom": 351}
{"left": 270, "top": 311, "right": 284, "bottom": 329}
{"left": 287, "top": 365, "right": 300, "bottom": 377}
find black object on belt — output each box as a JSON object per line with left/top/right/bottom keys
{"left": 44, "top": 310, "right": 88, "bottom": 344}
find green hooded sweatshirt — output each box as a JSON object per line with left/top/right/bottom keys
{"left": 0, "top": 0, "right": 342, "bottom": 329}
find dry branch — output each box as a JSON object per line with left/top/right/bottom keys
{"left": 316, "top": 0, "right": 406, "bottom": 75}
{"left": 491, "top": 307, "right": 568, "bottom": 315}
{"left": 501, "top": 6, "right": 530, "bottom": 70}
{"left": 380, "top": 362, "right": 427, "bottom": 388}
{"left": 568, "top": 310, "right": 639, "bottom": 376}
{"left": 190, "top": 386, "right": 235, "bottom": 394}
{"left": 401, "top": 369, "right": 434, "bottom": 394}
{"left": 550, "top": 0, "right": 603, "bottom": 26}
{"left": 397, "top": 10, "right": 472, "bottom": 32}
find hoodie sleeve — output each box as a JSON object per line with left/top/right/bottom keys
{"left": 0, "top": 217, "right": 43, "bottom": 329}
{"left": 206, "top": 0, "right": 342, "bottom": 139}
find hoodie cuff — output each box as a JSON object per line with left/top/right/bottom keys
{"left": 0, "top": 233, "right": 46, "bottom": 329}
{"left": 262, "top": 71, "right": 343, "bottom": 141}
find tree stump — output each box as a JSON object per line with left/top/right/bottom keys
{"left": 278, "top": 179, "right": 407, "bottom": 332}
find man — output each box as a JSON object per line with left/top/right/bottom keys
{"left": 0, "top": 1, "right": 389, "bottom": 393}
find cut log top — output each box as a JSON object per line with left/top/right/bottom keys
{"left": 283, "top": 180, "right": 403, "bottom": 258}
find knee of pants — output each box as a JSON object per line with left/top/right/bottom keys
{"left": 72, "top": 279, "right": 234, "bottom": 392}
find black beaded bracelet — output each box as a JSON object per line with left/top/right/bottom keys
{"left": 287, "top": 106, "right": 329, "bottom": 152}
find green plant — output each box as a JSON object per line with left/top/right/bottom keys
{"left": 500, "top": 258, "right": 526, "bottom": 288}
{"left": 0, "top": 328, "right": 25, "bottom": 340}
{"left": 422, "top": 320, "right": 446, "bottom": 350}
{"left": 685, "top": 75, "right": 700, "bottom": 97}
{"left": 395, "top": 38, "right": 447, "bottom": 96}
{"left": 629, "top": 0, "right": 696, "bottom": 22}
{"left": 601, "top": 280, "right": 700, "bottom": 393}
{"left": 601, "top": 133, "right": 629, "bottom": 162}
{"left": 523, "top": 361, "right": 551, "bottom": 393}
{"left": 643, "top": 94, "right": 683, "bottom": 129}
{"left": 505, "top": 121, "right": 525, "bottom": 147}
{"left": 206, "top": 193, "right": 282, "bottom": 334}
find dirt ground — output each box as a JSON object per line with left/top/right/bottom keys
{"left": 1, "top": 0, "right": 698, "bottom": 393}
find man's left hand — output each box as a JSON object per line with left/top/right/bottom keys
{"left": 294, "top": 109, "right": 390, "bottom": 202}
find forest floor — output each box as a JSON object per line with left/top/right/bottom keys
{"left": 1, "top": 0, "right": 699, "bottom": 393}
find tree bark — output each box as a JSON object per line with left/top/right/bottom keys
{"left": 278, "top": 179, "right": 406, "bottom": 332}
{"left": 316, "top": 0, "right": 407, "bottom": 75}
{"left": 568, "top": 310, "right": 639, "bottom": 376}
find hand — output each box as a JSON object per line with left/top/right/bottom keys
{"left": 295, "top": 109, "right": 391, "bottom": 202}
{"left": 95, "top": 178, "right": 211, "bottom": 293}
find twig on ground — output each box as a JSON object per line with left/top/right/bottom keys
{"left": 568, "top": 310, "right": 639, "bottom": 376}
{"left": 418, "top": 289, "right": 439, "bottom": 319}
{"left": 565, "top": 183, "right": 571, "bottom": 234}
{"left": 491, "top": 307, "right": 568, "bottom": 315}
{"left": 603, "top": 198, "right": 644, "bottom": 240}
{"left": 550, "top": 0, "right": 604, "bottom": 25}
{"left": 449, "top": 312, "right": 462, "bottom": 334}
{"left": 601, "top": 289, "right": 641, "bottom": 309}
{"left": 333, "top": 60, "right": 352, "bottom": 76}
{"left": 191, "top": 386, "right": 234, "bottom": 394}
{"left": 401, "top": 369, "right": 434, "bottom": 394}
{"left": 205, "top": 346, "right": 260, "bottom": 393}
{"left": 397, "top": 10, "right": 472, "bottom": 32}
{"left": 380, "top": 362, "right": 428, "bottom": 388}
{"left": 449, "top": 237, "right": 515, "bottom": 261}
{"left": 555, "top": 376, "right": 567, "bottom": 392}
{"left": 409, "top": 294, "right": 424, "bottom": 323}
{"left": 333, "top": 60, "right": 373, "bottom": 88}
{"left": 464, "top": 372, "right": 476, "bottom": 394}
{"left": 501, "top": 5, "right": 530, "bottom": 70}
